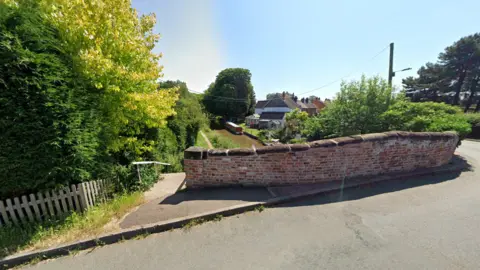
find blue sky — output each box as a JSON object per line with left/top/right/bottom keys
{"left": 133, "top": 0, "right": 480, "bottom": 100}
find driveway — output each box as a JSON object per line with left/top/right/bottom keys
{"left": 27, "top": 141, "right": 480, "bottom": 270}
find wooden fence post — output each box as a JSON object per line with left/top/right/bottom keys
{"left": 0, "top": 201, "right": 10, "bottom": 226}
{"left": 78, "top": 183, "right": 89, "bottom": 211}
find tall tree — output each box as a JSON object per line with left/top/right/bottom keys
{"left": 403, "top": 62, "right": 451, "bottom": 102}
{"left": 405, "top": 33, "right": 480, "bottom": 107}
{"left": 203, "top": 68, "right": 255, "bottom": 120}
{"left": 439, "top": 34, "right": 480, "bottom": 105}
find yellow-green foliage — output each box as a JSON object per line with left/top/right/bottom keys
{"left": 1, "top": 0, "right": 180, "bottom": 196}
{"left": 11, "top": 0, "right": 180, "bottom": 156}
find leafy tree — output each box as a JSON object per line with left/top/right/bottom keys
{"left": 303, "top": 76, "right": 394, "bottom": 139}
{"left": 439, "top": 34, "right": 480, "bottom": 105}
{"left": 382, "top": 101, "right": 471, "bottom": 137}
{"left": 266, "top": 92, "right": 294, "bottom": 100}
{"left": 403, "top": 63, "right": 451, "bottom": 102}
{"left": 0, "top": 0, "right": 179, "bottom": 196}
{"left": 34, "top": 0, "right": 178, "bottom": 160}
{"left": 203, "top": 68, "right": 255, "bottom": 120}
{"left": 160, "top": 80, "right": 208, "bottom": 150}
{"left": 278, "top": 109, "right": 309, "bottom": 143}
{"left": 405, "top": 33, "right": 480, "bottom": 108}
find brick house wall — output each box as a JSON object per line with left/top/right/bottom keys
{"left": 184, "top": 131, "right": 459, "bottom": 187}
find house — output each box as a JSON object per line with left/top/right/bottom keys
{"left": 259, "top": 112, "right": 286, "bottom": 129}
{"left": 297, "top": 97, "right": 318, "bottom": 116}
{"left": 255, "top": 100, "right": 269, "bottom": 115}
{"left": 245, "top": 114, "right": 260, "bottom": 128}
{"left": 262, "top": 98, "right": 295, "bottom": 113}
{"left": 312, "top": 97, "right": 326, "bottom": 112}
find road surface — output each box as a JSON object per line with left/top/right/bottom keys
{"left": 27, "top": 141, "right": 480, "bottom": 270}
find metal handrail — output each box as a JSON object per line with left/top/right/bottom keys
{"left": 132, "top": 161, "right": 171, "bottom": 183}
{"left": 132, "top": 161, "right": 171, "bottom": 166}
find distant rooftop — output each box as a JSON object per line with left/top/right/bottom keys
{"left": 260, "top": 112, "right": 286, "bottom": 120}
{"left": 255, "top": 100, "right": 269, "bottom": 108}
{"left": 263, "top": 98, "right": 289, "bottom": 108}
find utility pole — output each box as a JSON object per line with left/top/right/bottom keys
{"left": 388, "top": 42, "right": 394, "bottom": 88}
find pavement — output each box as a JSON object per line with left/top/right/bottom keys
{"left": 120, "top": 187, "right": 272, "bottom": 228}
{"left": 143, "top": 172, "right": 186, "bottom": 201}
{"left": 23, "top": 141, "right": 480, "bottom": 269}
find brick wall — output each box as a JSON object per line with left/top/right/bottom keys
{"left": 184, "top": 131, "right": 459, "bottom": 188}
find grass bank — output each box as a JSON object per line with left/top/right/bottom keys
{"left": 207, "top": 130, "right": 240, "bottom": 148}
{"left": 195, "top": 131, "right": 211, "bottom": 149}
{"left": 0, "top": 192, "right": 144, "bottom": 258}
{"left": 239, "top": 123, "right": 260, "bottom": 137}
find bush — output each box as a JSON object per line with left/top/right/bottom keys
{"left": 303, "top": 76, "right": 396, "bottom": 139}
{"left": 382, "top": 101, "right": 471, "bottom": 137}
{"left": 465, "top": 113, "right": 480, "bottom": 127}
{"left": 289, "top": 138, "right": 307, "bottom": 144}
{"left": 210, "top": 135, "right": 240, "bottom": 149}
{"left": 258, "top": 129, "right": 279, "bottom": 143}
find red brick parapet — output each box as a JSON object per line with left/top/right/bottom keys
{"left": 184, "top": 131, "right": 459, "bottom": 188}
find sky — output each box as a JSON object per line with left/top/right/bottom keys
{"left": 132, "top": 0, "right": 480, "bottom": 100}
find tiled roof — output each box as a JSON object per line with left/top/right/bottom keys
{"left": 296, "top": 101, "right": 308, "bottom": 109}
{"left": 255, "top": 100, "right": 269, "bottom": 108}
{"left": 283, "top": 96, "right": 300, "bottom": 109}
{"left": 263, "top": 98, "right": 288, "bottom": 108}
{"left": 260, "top": 112, "right": 286, "bottom": 120}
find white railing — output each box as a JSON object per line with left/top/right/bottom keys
{"left": 132, "top": 161, "right": 170, "bottom": 183}
{"left": 0, "top": 179, "right": 110, "bottom": 227}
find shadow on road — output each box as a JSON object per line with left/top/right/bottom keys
{"left": 159, "top": 187, "right": 273, "bottom": 205}
{"left": 274, "top": 155, "right": 473, "bottom": 208}
{"left": 160, "top": 155, "right": 472, "bottom": 207}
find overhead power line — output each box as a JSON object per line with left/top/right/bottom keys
{"left": 297, "top": 44, "right": 390, "bottom": 96}
{"left": 187, "top": 43, "right": 390, "bottom": 102}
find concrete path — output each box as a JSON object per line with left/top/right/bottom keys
{"left": 144, "top": 173, "right": 186, "bottom": 201}
{"left": 200, "top": 131, "right": 213, "bottom": 149}
{"left": 27, "top": 141, "right": 480, "bottom": 269}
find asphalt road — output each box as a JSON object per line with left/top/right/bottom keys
{"left": 27, "top": 141, "right": 480, "bottom": 270}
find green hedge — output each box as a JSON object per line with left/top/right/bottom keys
{"left": 0, "top": 4, "right": 102, "bottom": 198}
{"left": 383, "top": 101, "right": 471, "bottom": 137}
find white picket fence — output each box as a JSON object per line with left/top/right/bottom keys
{"left": 0, "top": 180, "right": 111, "bottom": 227}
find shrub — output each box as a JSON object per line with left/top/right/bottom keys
{"left": 382, "top": 101, "right": 471, "bottom": 137}
{"left": 303, "top": 76, "right": 396, "bottom": 139}
{"left": 465, "top": 113, "right": 480, "bottom": 127}
{"left": 289, "top": 138, "right": 307, "bottom": 144}
{"left": 210, "top": 135, "right": 239, "bottom": 149}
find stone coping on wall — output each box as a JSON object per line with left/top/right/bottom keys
{"left": 185, "top": 131, "right": 459, "bottom": 160}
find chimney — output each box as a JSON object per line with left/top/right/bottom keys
{"left": 282, "top": 91, "right": 286, "bottom": 100}
{"left": 301, "top": 98, "right": 305, "bottom": 103}
{"left": 306, "top": 98, "right": 309, "bottom": 103}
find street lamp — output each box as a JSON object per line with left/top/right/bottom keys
{"left": 392, "top": 67, "right": 412, "bottom": 77}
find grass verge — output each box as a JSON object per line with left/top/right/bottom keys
{"left": 239, "top": 123, "right": 260, "bottom": 137}
{"left": 195, "top": 130, "right": 210, "bottom": 149}
{"left": 0, "top": 192, "right": 144, "bottom": 258}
